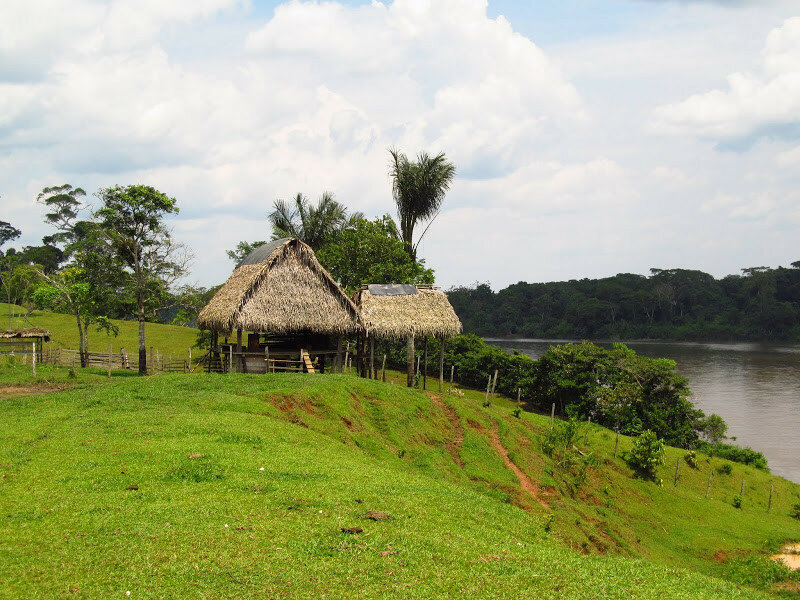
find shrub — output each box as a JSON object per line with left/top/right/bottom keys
{"left": 790, "top": 502, "right": 800, "bottom": 520}
{"left": 684, "top": 450, "right": 698, "bottom": 469}
{"left": 701, "top": 442, "right": 769, "bottom": 471}
{"left": 732, "top": 494, "right": 743, "bottom": 509}
{"left": 716, "top": 463, "right": 733, "bottom": 476}
{"left": 624, "top": 430, "right": 665, "bottom": 483}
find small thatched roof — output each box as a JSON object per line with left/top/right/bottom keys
{"left": 353, "top": 285, "right": 462, "bottom": 339}
{"left": 0, "top": 328, "right": 51, "bottom": 341}
{"left": 198, "top": 238, "right": 361, "bottom": 335}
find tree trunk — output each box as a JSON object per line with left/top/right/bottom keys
{"left": 76, "top": 313, "right": 88, "bottom": 368}
{"left": 406, "top": 335, "right": 415, "bottom": 387}
{"left": 138, "top": 311, "right": 146, "bottom": 375}
{"left": 423, "top": 337, "right": 428, "bottom": 390}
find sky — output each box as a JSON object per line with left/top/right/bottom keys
{"left": 2, "top": 0, "right": 800, "bottom": 291}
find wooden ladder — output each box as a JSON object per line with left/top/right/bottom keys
{"left": 301, "top": 349, "right": 315, "bottom": 374}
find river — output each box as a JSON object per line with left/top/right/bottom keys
{"left": 486, "top": 338, "right": 800, "bottom": 484}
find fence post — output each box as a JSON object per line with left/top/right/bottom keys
{"left": 449, "top": 365, "right": 454, "bottom": 394}
{"left": 228, "top": 345, "right": 233, "bottom": 374}
{"left": 768, "top": 483, "right": 774, "bottom": 512}
{"left": 108, "top": 343, "right": 112, "bottom": 378}
{"left": 31, "top": 342, "right": 36, "bottom": 377}
{"left": 706, "top": 470, "right": 713, "bottom": 499}
{"left": 550, "top": 403, "right": 555, "bottom": 426}
{"left": 740, "top": 479, "right": 745, "bottom": 496}
{"left": 673, "top": 457, "right": 680, "bottom": 486}
{"left": 381, "top": 354, "right": 387, "bottom": 383}
{"left": 490, "top": 369, "right": 498, "bottom": 401}
{"left": 484, "top": 376, "right": 491, "bottom": 407}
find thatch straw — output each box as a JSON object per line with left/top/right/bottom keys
{"left": 197, "top": 239, "right": 361, "bottom": 335}
{"left": 0, "top": 328, "right": 51, "bottom": 340}
{"left": 354, "top": 285, "right": 462, "bottom": 339}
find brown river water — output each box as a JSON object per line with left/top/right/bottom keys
{"left": 486, "top": 338, "right": 800, "bottom": 484}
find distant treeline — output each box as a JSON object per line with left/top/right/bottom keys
{"left": 447, "top": 264, "right": 800, "bottom": 341}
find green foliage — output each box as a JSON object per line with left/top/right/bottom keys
{"left": 701, "top": 442, "right": 769, "bottom": 471}
{"left": 732, "top": 494, "right": 743, "bottom": 509}
{"left": 533, "top": 341, "right": 708, "bottom": 448}
{"left": 316, "top": 216, "right": 434, "bottom": 293}
{"left": 624, "top": 430, "right": 665, "bottom": 483}
{"left": 701, "top": 413, "right": 728, "bottom": 443}
{"left": 448, "top": 264, "right": 800, "bottom": 341}
{"left": 388, "top": 148, "right": 455, "bottom": 260}
{"left": 789, "top": 501, "right": 800, "bottom": 520}
{"left": 226, "top": 240, "right": 267, "bottom": 264}
{"left": 723, "top": 555, "right": 794, "bottom": 588}
{"left": 716, "top": 463, "right": 733, "bottom": 476}
{"left": 684, "top": 450, "right": 698, "bottom": 469}
{"left": 268, "top": 191, "right": 362, "bottom": 251}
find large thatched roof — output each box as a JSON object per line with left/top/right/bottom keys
{"left": 198, "top": 238, "right": 361, "bottom": 335}
{"left": 353, "top": 284, "right": 462, "bottom": 339}
{"left": 0, "top": 328, "right": 51, "bottom": 341}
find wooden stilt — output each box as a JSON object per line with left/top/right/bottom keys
{"left": 423, "top": 337, "right": 428, "bottom": 390}
{"left": 439, "top": 337, "right": 445, "bottom": 393}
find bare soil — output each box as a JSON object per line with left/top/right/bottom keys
{"left": 488, "top": 425, "right": 550, "bottom": 509}
{"left": 430, "top": 395, "right": 464, "bottom": 468}
{"left": 0, "top": 384, "right": 64, "bottom": 398}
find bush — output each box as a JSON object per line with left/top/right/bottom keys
{"left": 684, "top": 450, "right": 698, "bottom": 469}
{"left": 701, "top": 442, "right": 769, "bottom": 471}
{"left": 790, "top": 502, "right": 800, "bottom": 520}
{"left": 732, "top": 494, "right": 743, "bottom": 509}
{"left": 624, "top": 430, "right": 665, "bottom": 483}
{"left": 716, "top": 463, "right": 733, "bottom": 476}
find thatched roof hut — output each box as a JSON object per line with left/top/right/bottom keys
{"left": 0, "top": 328, "right": 51, "bottom": 341}
{"left": 353, "top": 284, "right": 462, "bottom": 339}
{"left": 197, "top": 238, "right": 361, "bottom": 336}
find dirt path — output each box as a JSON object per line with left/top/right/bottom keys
{"left": 430, "top": 394, "right": 464, "bottom": 468}
{"left": 489, "top": 425, "right": 550, "bottom": 509}
{"left": 772, "top": 543, "right": 800, "bottom": 570}
{"left": 0, "top": 384, "right": 64, "bottom": 399}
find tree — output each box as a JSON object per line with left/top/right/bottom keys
{"left": 316, "top": 216, "right": 434, "bottom": 293}
{"left": 268, "top": 192, "right": 362, "bottom": 251}
{"left": 37, "top": 184, "right": 86, "bottom": 254}
{"left": 33, "top": 264, "right": 119, "bottom": 367}
{"left": 96, "top": 185, "right": 189, "bottom": 375}
{"left": 624, "top": 430, "right": 665, "bottom": 483}
{"left": 0, "top": 221, "right": 21, "bottom": 252}
{"left": 226, "top": 240, "right": 267, "bottom": 264}
{"left": 388, "top": 148, "right": 455, "bottom": 260}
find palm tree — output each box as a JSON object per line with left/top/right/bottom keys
{"left": 388, "top": 148, "right": 456, "bottom": 261}
{"left": 268, "top": 192, "right": 363, "bottom": 251}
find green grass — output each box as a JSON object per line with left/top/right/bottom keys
{"left": 1, "top": 363, "right": 800, "bottom": 598}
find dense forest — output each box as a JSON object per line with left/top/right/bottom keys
{"left": 447, "top": 264, "right": 800, "bottom": 341}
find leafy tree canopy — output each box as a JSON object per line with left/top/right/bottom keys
{"left": 317, "top": 215, "right": 434, "bottom": 293}
{"left": 269, "top": 192, "right": 362, "bottom": 251}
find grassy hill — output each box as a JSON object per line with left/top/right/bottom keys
{"left": 0, "top": 303, "right": 198, "bottom": 360}
{"left": 1, "top": 361, "right": 799, "bottom": 598}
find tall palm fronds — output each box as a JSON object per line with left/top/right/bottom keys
{"left": 389, "top": 148, "right": 455, "bottom": 261}
{"left": 269, "top": 192, "right": 363, "bottom": 251}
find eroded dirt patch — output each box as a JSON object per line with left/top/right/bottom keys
{"left": 430, "top": 395, "right": 464, "bottom": 468}
{"left": 772, "top": 543, "right": 800, "bottom": 570}
{"left": 0, "top": 384, "right": 65, "bottom": 398}
{"left": 488, "top": 425, "right": 550, "bottom": 509}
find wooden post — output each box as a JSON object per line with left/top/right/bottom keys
{"left": 188, "top": 347, "right": 192, "bottom": 368}
{"left": 422, "top": 337, "right": 428, "bottom": 390}
{"left": 149, "top": 346, "right": 154, "bottom": 374}
{"left": 706, "top": 470, "right": 712, "bottom": 499}
{"left": 236, "top": 330, "right": 242, "bottom": 373}
{"left": 740, "top": 479, "right": 745, "bottom": 496}
{"left": 613, "top": 428, "right": 620, "bottom": 458}
{"left": 406, "top": 335, "right": 414, "bottom": 387}
{"left": 416, "top": 354, "right": 421, "bottom": 381}
{"left": 484, "top": 376, "right": 491, "bottom": 406}
{"left": 516, "top": 388, "right": 521, "bottom": 408}
{"left": 228, "top": 345, "right": 233, "bottom": 374}
{"left": 550, "top": 403, "right": 555, "bottom": 425}
{"left": 334, "top": 337, "right": 343, "bottom": 373}
{"left": 31, "top": 342, "right": 36, "bottom": 377}
{"left": 449, "top": 365, "right": 454, "bottom": 394}
{"left": 344, "top": 341, "right": 350, "bottom": 376}
{"left": 108, "top": 343, "right": 112, "bottom": 378}
{"left": 490, "top": 369, "right": 498, "bottom": 401}
{"left": 768, "top": 483, "right": 774, "bottom": 512}
{"left": 370, "top": 335, "right": 375, "bottom": 380}
{"left": 438, "top": 337, "right": 445, "bottom": 393}
{"left": 673, "top": 457, "right": 680, "bottom": 486}
{"left": 381, "top": 354, "right": 386, "bottom": 382}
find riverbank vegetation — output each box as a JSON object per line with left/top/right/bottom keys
{"left": 448, "top": 265, "right": 800, "bottom": 341}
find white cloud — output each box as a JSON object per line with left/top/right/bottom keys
{"left": 651, "top": 16, "right": 800, "bottom": 145}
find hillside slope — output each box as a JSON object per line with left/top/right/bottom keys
{"left": 1, "top": 367, "right": 798, "bottom": 598}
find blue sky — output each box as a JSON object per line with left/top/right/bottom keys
{"left": 2, "top": 0, "right": 799, "bottom": 290}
